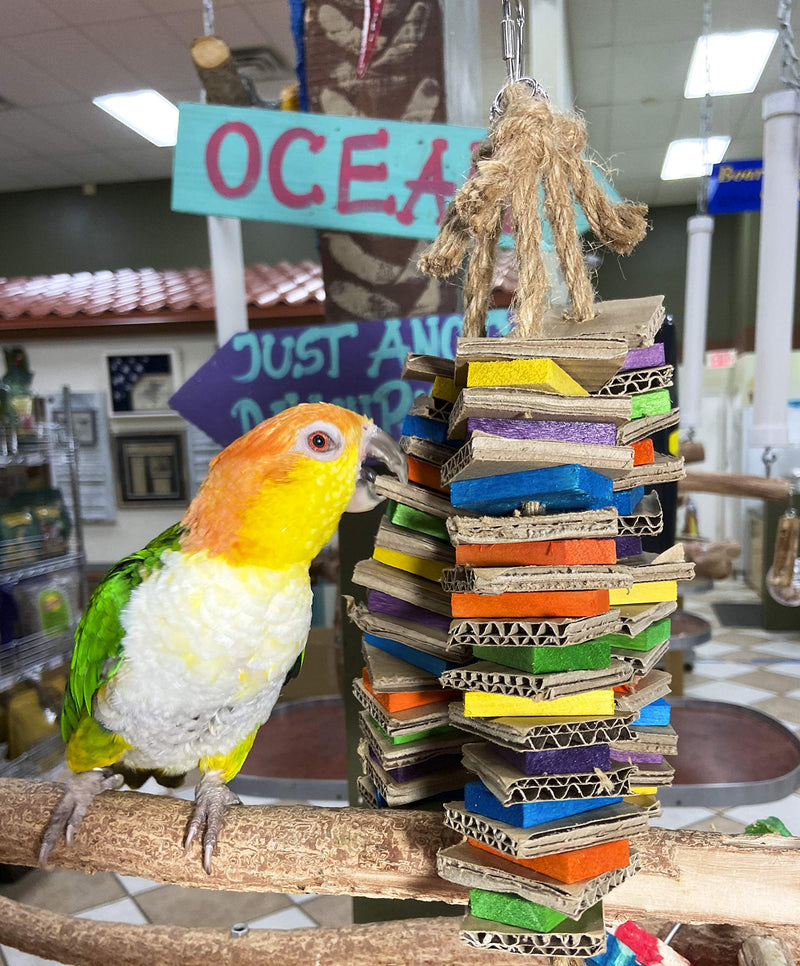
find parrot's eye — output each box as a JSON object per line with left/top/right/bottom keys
{"left": 308, "top": 431, "right": 331, "bottom": 452}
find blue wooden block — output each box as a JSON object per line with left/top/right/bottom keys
{"left": 612, "top": 486, "right": 645, "bottom": 516}
{"left": 449, "top": 464, "right": 614, "bottom": 515}
{"left": 464, "top": 780, "right": 622, "bottom": 828}
{"left": 635, "top": 697, "right": 671, "bottom": 726}
{"left": 587, "top": 934, "right": 638, "bottom": 966}
{"left": 401, "top": 414, "right": 455, "bottom": 446}
{"left": 363, "top": 632, "right": 460, "bottom": 675}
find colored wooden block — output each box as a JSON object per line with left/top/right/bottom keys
{"left": 497, "top": 743, "right": 612, "bottom": 777}
{"left": 472, "top": 640, "right": 612, "bottom": 674}
{"left": 621, "top": 343, "right": 665, "bottom": 372}
{"left": 376, "top": 748, "right": 463, "bottom": 783}
{"left": 401, "top": 414, "right": 453, "bottom": 446}
{"left": 375, "top": 719, "right": 459, "bottom": 745}
{"left": 465, "top": 779, "right": 622, "bottom": 828}
{"left": 608, "top": 581, "right": 677, "bottom": 606}
{"left": 456, "top": 538, "right": 617, "bottom": 568}
{"left": 467, "top": 418, "right": 618, "bottom": 446}
{"left": 469, "top": 888, "right": 569, "bottom": 932}
{"left": 432, "top": 375, "right": 459, "bottom": 403}
{"left": 451, "top": 589, "right": 611, "bottom": 620}
{"left": 629, "top": 785, "right": 657, "bottom": 795}
{"left": 614, "top": 535, "right": 642, "bottom": 559}
{"left": 364, "top": 632, "right": 459, "bottom": 675}
{"left": 372, "top": 546, "right": 447, "bottom": 583}
{"left": 631, "top": 438, "right": 654, "bottom": 466}
{"left": 467, "top": 358, "right": 589, "bottom": 396}
{"left": 468, "top": 837, "right": 631, "bottom": 884}
{"left": 450, "top": 464, "right": 614, "bottom": 515}
{"left": 367, "top": 590, "right": 451, "bottom": 630}
{"left": 387, "top": 501, "right": 450, "bottom": 541}
{"left": 635, "top": 697, "right": 671, "bottom": 726}
{"left": 610, "top": 748, "right": 663, "bottom": 765}
{"left": 463, "top": 688, "right": 615, "bottom": 718}
{"left": 361, "top": 670, "right": 457, "bottom": 713}
{"left": 630, "top": 389, "right": 671, "bottom": 419}
{"left": 611, "top": 486, "right": 645, "bottom": 515}
{"left": 407, "top": 456, "right": 445, "bottom": 492}
{"left": 595, "top": 617, "right": 671, "bottom": 652}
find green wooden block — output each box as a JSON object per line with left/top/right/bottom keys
{"left": 472, "top": 639, "right": 612, "bottom": 673}
{"left": 387, "top": 501, "right": 450, "bottom": 541}
{"left": 594, "top": 617, "right": 671, "bottom": 652}
{"left": 374, "top": 719, "right": 459, "bottom": 745}
{"left": 631, "top": 388, "right": 671, "bottom": 418}
{"left": 469, "top": 888, "right": 568, "bottom": 932}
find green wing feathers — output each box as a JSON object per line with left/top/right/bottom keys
{"left": 60, "top": 523, "right": 186, "bottom": 742}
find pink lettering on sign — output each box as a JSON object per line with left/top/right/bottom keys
{"left": 396, "top": 137, "right": 455, "bottom": 226}
{"left": 268, "top": 128, "right": 326, "bottom": 209}
{"left": 337, "top": 129, "right": 396, "bottom": 215}
{"left": 205, "top": 122, "right": 261, "bottom": 199}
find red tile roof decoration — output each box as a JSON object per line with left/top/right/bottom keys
{"left": 0, "top": 251, "right": 516, "bottom": 327}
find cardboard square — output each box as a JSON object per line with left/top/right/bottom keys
{"left": 443, "top": 565, "right": 632, "bottom": 595}
{"left": 409, "top": 391, "right": 453, "bottom": 421}
{"left": 373, "top": 477, "right": 460, "bottom": 520}
{"left": 358, "top": 739, "right": 469, "bottom": 806}
{"left": 353, "top": 559, "right": 451, "bottom": 616}
{"left": 352, "top": 677, "right": 452, "bottom": 737}
{"left": 616, "top": 600, "right": 677, "bottom": 636}
{"left": 539, "top": 295, "right": 665, "bottom": 348}
{"left": 347, "top": 598, "right": 466, "bottom": 660}
{"left": 447, "top": 507, "right": 619, "bottom": 546}
{"left": 617, "top": 409, "right": 680, "bottom": 445}
{"left": 375, "top": 517, "right": 454, "bottom": 564}
{"left": 598, "top": 365, "right": 674, "bottom": 397}
{"left": 359, "top": 710, "right": 468, "bottom": 768}
{"left": 402, "top": 353, "right": 455, "bottom": 382}
{"left": 459, "top": 906, "right": 607, "bottom": 958}
{"left": 441, "top": 659, "right": 632, "bottom": 700}
{"left": 361, "top": 644, "right": 445, "bottom": 693}
{"left": 612, "top": 455, "right": 685, "bottom": 491}
{"left": 616, "top": 723, "right": 678, "bottom": 756}
{"left": 446, "top": 611, "right": 623, "bottom": 651}
{"left": 611, "top": 638, "right": 670, "bottom": 675}
{"left": 614, "top": 670, "right": 672, "bottom": 714}
{"left": 364, "top": 632, "right": 460, "bottom": 676}
{"left": 618, "top": 491, "right": 663, "bottom": 538}
{"left": 403, "top": 438, "right": 452, "bottom": 471}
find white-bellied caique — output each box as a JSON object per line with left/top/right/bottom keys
{"left": 40, "top": 403, "right": 406, "bottom": 872}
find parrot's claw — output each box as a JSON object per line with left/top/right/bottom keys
{"left": 184, "top": 775, "right": 240, "bottom": 874}
{"left": 39, "top": 768, "right": 124, "bottom": 866}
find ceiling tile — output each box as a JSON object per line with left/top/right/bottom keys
{"left": 581, "top": 105, "right": 612, "bottom": 157}
{"left": 139, "top": 0, "right": 236, "bottom": 12}
{"left": 727, "top": 136, "right": 764, "bottom": 161}
{"left": 13, "top": 28, "right": 142, "bottom": 97}
{"left": 32, "top": 101, "right": 159, "bottom": 152}
{"left": 0, "top": 134, "right": 29, "bottom": 160}
{"left": 653, "top": 178, "right": 698, "bottom": 207}
{"left": 3, "top": 0, "right": 66, "bottom": 35}
{"left": 610, "top": 100, "right": 679, "bottom": 150}
{"left": 0, "top": 108, "right": 88, "bottom": 153}
{"left": 567, "top": 0, "right": 615, "bottom": 49}
{"left": 240, "top": 0, "right": 296, "bottom": 52}
{"left": 163, "top": 4, "right": 279, "bottom": 52}
{"left": 0, "top": 154, "right": 77, "bottom": 188}
{"left": 606, "top": 144, "right": 665, "bottom": 184}
{"left": 50, "top": 0, "right": 151, "bottom": 25}
{"left": 58, "top": 150, "right": 138, "bottom": 184}
{"left": 82, "top": 18, "right": 197, "bottom": 90}
{"left": 613, "top": 0, "right": 701, "bottom": 44}
{"left": 674, "top": 95, "right": 752, "bottom": 142}
{"left": 0, "top": 43, "right": 81, "bottom": 106}
{"left": 611, "top": 39, "right": 694, "bottom": 106}
{"left": 112, "top": 145, "right": 175, "bottom": 180}
{"left": 572, "top": 46, "right": 613, "bottom": 109}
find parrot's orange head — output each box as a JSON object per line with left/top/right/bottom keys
{"left": 182, "top": 402, "right": 406, "bottom": 567}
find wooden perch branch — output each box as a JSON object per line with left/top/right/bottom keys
{"left": 191, "top": 35, "right": 251, "bottom": 106}
{"left": 680, "top": 470, "right": 790, "bottom": 502}
{"left": 2, "top": 778, "right": 799, "bottom": 938}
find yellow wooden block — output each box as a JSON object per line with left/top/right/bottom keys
{"left": 629, "top": 786, "right": 658, "bottom": 796}
{"left": 372, "top": 546, "right": 446, "bottom": 583}
{"left": 463, "top": 688, "right": 614, "bottom": 718}
{"left": 432, "top": 376, "right": 460, "bottom": 404}
{"left": 467, "top": 358, "right": 589, "bottom": 396}
{"left": 609, "top": 581, "right": 678, "bottom": 606}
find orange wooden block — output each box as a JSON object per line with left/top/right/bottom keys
{"left": 361, "top": 670, "right": 456, "bottom": 712}
{"left": 631, "top": 438, "right": 655, "bottom": 466}
{"left": 455, "top": 538, "right": 616, "bottom": 567}
{"left": 451, "top": 589, "right": 610, "bottom": 619}
{"left": 406, "top": 456, "right": 446, "bottom": 492}
{"left": 467, "top": 836, "right": 631, "bottom": 884}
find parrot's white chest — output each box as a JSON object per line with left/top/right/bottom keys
{"left": 95, "top": 550, "right": 312, "bottom": 774}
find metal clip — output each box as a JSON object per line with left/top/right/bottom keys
{"left": 491, "top": 0, "right": 548, "bottom": 119}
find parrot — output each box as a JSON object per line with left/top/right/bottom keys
{"left": 39, "top": 402, "right": 406, "bottom": 873}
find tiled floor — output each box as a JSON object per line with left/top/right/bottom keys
{"left": 2, "top": 579, "right": 798, "bottom": 965}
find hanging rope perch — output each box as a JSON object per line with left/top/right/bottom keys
{"left": 419, "top": 83, "right": 649, "bottom": 339}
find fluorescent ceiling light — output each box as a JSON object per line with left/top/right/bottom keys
{"left": 93, "top": 90, "right": 179, "bottom": 147}
{"left": 660, "top": 136, "right": 730, "bottom": 180}
{"left": 685, "top": 30, "right": 778, "bottom": 98}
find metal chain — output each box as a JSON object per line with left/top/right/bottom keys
{"left": 697, "top": 0, "right": 713, "bottom": 214}
{"left": 202, "top": 0, "right": 215, "bottom": 37}
{"left": 778, "top": 0, "right": 800, "bottom": 91}
{"left": 501, "top": 0, "right": 526, "bottom": 84}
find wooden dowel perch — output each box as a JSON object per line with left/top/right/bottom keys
{"left": 1, "top": 779, "right": 799, "bottom": 948}
{"left": 680, "top": 471, "right": 790, "bottom": 502}
{"left": 190, "top": 35, "right": 251, "bottom": 106}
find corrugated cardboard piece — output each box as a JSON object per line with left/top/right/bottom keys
{"left": 598, "top": 364, "right": 674, "bottom": 396}
{"left": 441, "top": 660, "right": 633, "bottom": 700}
{"left": 539, "top": 295, "right": 665, "bottom": 348}
{"left": 352, "top": 559, "right": 451, "bottom": 615}
{"left": 358, "top": 738, "right": 469, "bottom": 806}
{"left": 443, "top": 566, "right": 634, "bottom": 594}
{"left": 443, "top": 800, "right": 649, "bottom": 859}
{"left": 400, "top": 435, "right": 455, "bottom": 468}
{"left": 373, "top": 477, "right": 460, "bottom": 520}
{"left": 617, "top": 408, "right": 680, "bottom": 445}
{"left": 613, "top": 723, "right": 678, "bottom": 756}
{"left": 361, "top": 642, "right": 444, "bottom": 692}
{"left": 462, "top": 742, "right": 634, "bottom": 805}
{"left": 612, "top": 454, "right": 685, "bottom": 490}
{"left": 446, "top": 611, "right": 623, "bottom": 651}
{"left": 438, "top": 841, "right": 640, "bottom": 919}
{"left": 409, "top": 393, "right": 453, "bottom": 422}
{"left": 440, "top": 434, "right": 635, "bottom": 485}
{"left": 359, "top": 711, "right": 468, "bottom": 768}
{"left": 352, "top": 677, "right": 452, "bottom": 737}
{"left": 347, "top": 599, "right": 469, "bottom": 661}
{"left": 447, "top": 506, "right": 619, "bottom": 545}
{"left": 617, "top": 600, "right": 677, "bottom": 636}
{"left": 402, "top": 353, "right": 455, "bottom": 382}
{"left": 374, "top": 518, "right": 455, "bottom": 564}
{"left": 459, "top": 904, "right": 607, "bottom": 957}
{"left": 448, "top": 705, "right": 636, "bottom": 751}
{"left": 449, "top": 387, "right": 632, "bottom": 438}
{"left": 612, "top": 638, "right": 670, "bottom": 674}
{"left": 618, "top": 492, "right": 663, "bottom": 537}
{"left": 614, "top": 669, "right": 672, "bottom": 713}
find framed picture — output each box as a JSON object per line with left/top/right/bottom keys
{"left": 116, "top": 434, "right": 187, "bottom": 506}
{"left": 53, "top": 408, "right": 98, "bottom": 447}
{"left": 106, "top": 351, "right": 180, "bottom": 415}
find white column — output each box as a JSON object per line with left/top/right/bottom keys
{"left": 527, "top": 0, "right": 573, "bottom": 110}
{"left": 442, "top": 0, "right": 483, "bottom": 126}
{"left": 207, "top": 215, "right": 248, "bottom": 346}
{"left": 752, "top": 89, "right": 800, "bottom": 449}
{"left": 680, "top": 214, "right": 714, "bottom": 438}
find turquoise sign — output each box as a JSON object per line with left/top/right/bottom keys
{"left": 171, "top": 103, "right": 620, "bottom": 246}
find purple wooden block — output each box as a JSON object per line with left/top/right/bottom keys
{"left": 620, "top": 344, "right": 665, "bottom": 371}
{"left": 614, "top": 535, "right": 643, "bottom": 559}
{"left": 370, "top": 748, "right": 463, "bottom": 783}
{"left": 468, "top": 418, "right": 617, "bottom": 446}
{"left": 367, "top": 590, "right": 451, "bottom": 630}
{"left": 610, "top": 749, "right": 663, "bottom": 765}
{"left": 496, "top": 743, "right": 611, "bottom": 776}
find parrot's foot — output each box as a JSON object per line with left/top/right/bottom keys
{"left": 184, "top": 774, "right": 240, "bottom": 874}
{"left": 39, "top": 768, "right": 124, "bottom": 866}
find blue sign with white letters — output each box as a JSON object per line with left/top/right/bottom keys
{"left": 707, "top": 158, "right": 764, "bottom": 214}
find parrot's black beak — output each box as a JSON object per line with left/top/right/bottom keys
{"left": 347, "top": 425, "right": 407, "bottom": 512}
